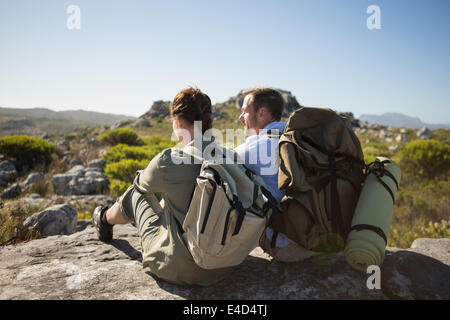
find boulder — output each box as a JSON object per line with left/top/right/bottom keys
{"left": 417, "top": 127, "right": 431, "bottom": 140}
{"left": 142, "top": 100, "right": 171, "bottom": 119}
{"left": 52, "top": 165, "right": 109, "bottom": 196}
{"left": 0, "top": 183, "right": 21, "bottom": 199}
{"left": 52, "top": 166, "right": 86, "bottom": 195}
{"left": 70, "top": 158, "right": 83, "bottom": 167}
{"left": 396, "top": 134, "right": 407, "bottom": 143}
{"left": 133, "top": 119, "right": 151, "bottom": 128}
{"left": 0, "top": 224, "right": 448, "bottom": 300}
{"left": 0, "top": 160, "right": 16, "bottom": 172}
{"left": 22, "top": 172, "right": 45, "bottom": 189}
{"left": 22, "top": 204, "right": 77, "bottom": 238}
{"left": 68, "top": 177, "right": 109, "bottom": 195}
{"left": 87, "top": 159, "right": 105, "bottom": 172}
{"left": 0, "top": 160, "right": 17, "bottom": 184}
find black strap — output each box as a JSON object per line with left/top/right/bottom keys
{"left": 221, "top": 207, "right": 234, "bottom": 245}
{"left": 365, "top": 160, "right": 399, "bottom": 205}
{"left": 328, "top": 154, "right": 347, "bottom": 238}
{"left": 260, "top": 186, "right": 279, "bottom": 211}
{"left": 252, "top": 183, "right": 259, "bottom": 208}
{"left": 270, "top": 230, "right": 279, "bottom": 248}
{"left": 350, "top": 224, "right": 388, "bottom": 244}
{"left": 232, "top": 197, "right": 246, "bottom": 235}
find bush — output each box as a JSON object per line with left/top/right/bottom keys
{"left": 102, "top": 144, "right": 160, "bottom": 164}
{"left": 142, "top": 135, "right": 176, "bottom": 149}
{"left": 102, "top": 137, "right": 175, "bottom": 164}
{"left": 399, "top": 139, "right": 450, "bottom": 179}
{"left": 389, "top": 219, "right": 450, "bottom": 248}
{"left": 104, "top": 159, "right": 149, "bottom": 182}
{"left": 99, "top": 128, "right": 144, "bottom": 146}
{"left": 109, "top": 179, "right": 131, "bottom": 198}
{"left": 0, "top": 136, "right": 56, "bottom": 171}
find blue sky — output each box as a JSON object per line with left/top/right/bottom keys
{"left": 0, "top": 0, "right": 449, "bottom": 123}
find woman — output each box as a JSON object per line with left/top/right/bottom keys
{"left": 92, "top": 88, "right": 235, "bottom": 286}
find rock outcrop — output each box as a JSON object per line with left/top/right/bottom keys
{"left": 142, "top": 100, "right": 171, "bottom": 119}
{"left": 0, "top": 183, "right": 21, "bottom": 199}
{"left": 417, "top": 127, "right": 431, "bottom": 140}
{"left": 20, "top": 172, "right": 45, "bottom": 190}
{"left": 0, "top": 160, "right": 17, "bottom": 187}
{"left": 52, "top": 163, "right": 109, "bottom": 196}
{"left": 23, "top": 204, "right": 77, "bottom": 238}
{"left": 0, "top": 224, "right": 448, "bottom": 300}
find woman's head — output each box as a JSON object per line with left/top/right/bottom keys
{"left": 170, "top": 87, "right": 212, "bottom": 144}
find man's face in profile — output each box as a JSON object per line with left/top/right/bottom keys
{"left": 239, "top": 95, "right": 259, "bottom": 135}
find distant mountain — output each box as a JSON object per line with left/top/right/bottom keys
{"left": 358, "top": 113, "right": 450, "bottom": 130}
{"left": 0, "top": 107, "right": 135, "bottom": 137}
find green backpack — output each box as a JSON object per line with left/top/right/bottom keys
{"left": 269, "top": 107, "right": 366, "bottom": 251}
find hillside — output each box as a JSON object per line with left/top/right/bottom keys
{"left": 359, "top": 113, "right": 450, "bottom": 130}
{"left": 0, "top": 88, "right": 448, "bottom": 253}
{"left": 0, "top": 107, "right": 135, "bottom": 137}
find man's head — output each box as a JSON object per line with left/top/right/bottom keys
{"left": 238, "top": 86, "right": 284, "bottom": 135}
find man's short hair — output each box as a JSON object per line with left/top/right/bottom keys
{"left": 243, "top": 86, "right": 284, "bottom": 121}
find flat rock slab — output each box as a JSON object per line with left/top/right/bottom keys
{"left": 0, "top": 223, "right": 448, "bottom": 300}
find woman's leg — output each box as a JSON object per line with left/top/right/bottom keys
{"left": 104, "top": 202, "right": 129, "bottom": 225}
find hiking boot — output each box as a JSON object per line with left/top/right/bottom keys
{"left": 92, "top": 206, "right": 113, "bottom": 242}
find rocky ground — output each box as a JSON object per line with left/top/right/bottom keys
{"left": 0, "top": 222, "right": 448, "bottom": 300}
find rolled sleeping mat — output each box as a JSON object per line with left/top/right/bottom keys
{"left": 344, "top": 157, "right": 402, "bottom": 271}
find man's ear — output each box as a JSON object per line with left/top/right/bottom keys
{"left": 257, "top": 106, "right": 266, "bottom": 119}
{"left": 258, "top": 106, "right": 271, "bottom": 121}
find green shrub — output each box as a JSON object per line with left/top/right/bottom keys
{"left": 389, "top": 219, "right": 450, "bottom": 248}
{"left": 102, "top": 137, "right": 175, "bottom": 164}
{"left": 99, "top": 128, "right": 144, "bottom": 146}
{"left": 0, "top": 136, "right": 56, "bottom": 171}
{"left": 142, "top": 135, "right": 176, "bottom": 148}
{"left": 399, "top": 139, "right": 450, "bottom": 179}
{"left": 104, "top": 159, "right": 149, "bottom": 182}
{"left": 109, "top": 179, "right": 131, "bottom": 198}
{"left": 102, "top": 144, "right": 160, "bottom": 164}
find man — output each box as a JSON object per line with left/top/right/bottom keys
{"left": 235, "top": 86, "right": 318, "bottom": 262}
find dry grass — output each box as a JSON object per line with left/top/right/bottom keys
{"left": 0, "top": 201, "right": 45, "bottom": 245}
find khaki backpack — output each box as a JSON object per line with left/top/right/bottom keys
{"left": 182, "top": 147, "right": 274, "bottom": 269}
{"left": 269, "top": 107, "right": 366, "bottom": 251}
